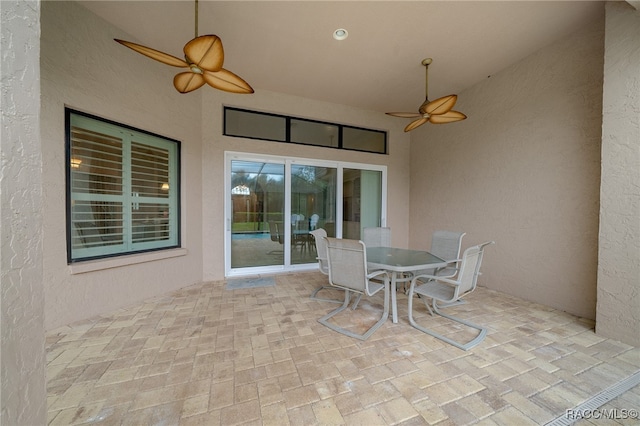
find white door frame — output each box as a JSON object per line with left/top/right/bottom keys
{"left": 224, "top": 151, "right": 387, "bottom": 277}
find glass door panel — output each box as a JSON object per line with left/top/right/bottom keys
{"left": 342, "top": 168, "right": 382, "bottom": 240}
{"left": 230, "top": 160, "right": 285, "bottom": 268}
{"left": 290, "top": 165, "right": 337, "bottom": 265}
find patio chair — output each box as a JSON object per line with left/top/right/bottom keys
{"left": 362, "top": 227, "right": 391, "bottom": 248}
{"left": 309, "top": 228, "right": 339, "bottom": 303}
{"left": 292, "top": 219, "right": 310, "bottom": 253}
{"left": 318, "top": 237, "right": 390, "bottom": 340}
{"left": 267, "top": 221, "right": 284, "bottom": 254}
{"left": 429, "top": 230, "right": 466, "bottom": 277}
{"left": 308, "top": 229, "right": 360, "bottom": 305}
{"left": 403, "top": 230, "right": 466, "bottom": 294}
{"left": 268, "top": 221, "right": 283, "bottom": 244}
{"left": 407, "top": 241, "right": 494, "bottom": 350}
{"left": 310, "top": 214, "right": 319, "bottom": 230}
{"left": 309, "top": 228, "right": 329, "bottom": 274}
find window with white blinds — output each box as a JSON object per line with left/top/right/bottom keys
{"left": 66, "top": 110, "right": 180, "bottom": 262}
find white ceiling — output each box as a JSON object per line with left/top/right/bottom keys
{"left": 78, "top": 1, "right": 605, "bottom": 114}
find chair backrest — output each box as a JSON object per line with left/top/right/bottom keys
{"left": 309, "top": 228, "right": 329, "bottom": 274}
{"left": 325, "top": 237, "right": 369, "bottom": 294}
{"left": 310, "top": 214, "right": 319, "bottom": 229}
{"left": 296, "top": 219, "right": 309, "bottom": 232}
{"left": 362, "top": 227, "right": 391, "bottom": 248}
{"left": 430, "top": 230, "right": 466, "bottom": 262}
{"left": 456, "top": 241, "right": 495, "bottom": 295}
{"left": 268, "top": 221, "right": 282, "bottom": 243}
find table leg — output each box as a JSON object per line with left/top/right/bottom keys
{"left": 391, "top": 272, "right": 398, "bottom": 323}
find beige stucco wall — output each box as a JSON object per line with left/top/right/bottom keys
{"left": 408, "top": 15, "right": 605, "bottom": 320}
{"left": 39, "top": 1, "right": 412, "bottom": 327}
{"left": 596, "top": 1, "right": 640, "bottom": 346}
{"left": 201, "top": 91, "right": 411, "bottom": 281}
{"left": 1, "top": 0, "right": 47, "bottom": 424}
{"left": 40, "top": 1, "right": 204, "bottom": 330}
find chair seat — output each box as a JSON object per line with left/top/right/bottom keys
{"left": 413, "top": 280, "right": 457, "bottom": 302}
{"left": 366, "top": 280, "right": 385, "bottom": 296}
{"left": 332, "top": 273, "right": 386, "bottom": 297}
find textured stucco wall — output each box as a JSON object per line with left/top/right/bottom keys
{"left": 201, "top": 90, "right": 411, "bottom": 281}
{"left": 1, "top": 0, "right": 47, "bottom": 424}
{"left": 408, "top": 16, "right": 605, "bottom": 320}
{"left": 40, "top": 1, "right": 204, "bottom": 330}
{"left": 596, "top": 1, "right": 640, "bottom": 346}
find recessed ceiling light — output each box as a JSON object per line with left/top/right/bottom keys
{"left": 333, "top": 28, "right": 348, "bottom": 41}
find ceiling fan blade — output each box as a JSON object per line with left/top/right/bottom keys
{"left": 184, "top": 35, "right": 224, "bottom": 72}
{"left": 404, "top": 117, "right": 429, "bottom": 132}
{"left": 385, "top": 112, "right": 422, "bottom": 118}
{"left": 428, "top": 110, "right": 467, "bottom": 124}
{"left": 425, "top": 95, "right": 458, "bottom": 115}
{"left": 115, "top": 39, "right": 188, "bottom": 68}
{"left": 173, "top": 72, "right": 206, "bottom": 93}
{"left": 203, "top": 69, "right": 254, "bottom": 94}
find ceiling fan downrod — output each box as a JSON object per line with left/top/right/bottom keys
{"left": 422, "top": 58, "right": 432, "bottom": 102}
{"left": 194, "top": 0, "right": 199, "bottom": 39}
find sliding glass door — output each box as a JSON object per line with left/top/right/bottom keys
{"left": 230, "top": 160, "right": 285, "bottom": 268}
{"left": 225, "top": 153, "right": 386, "bottom": 276}
{"left": 290, "top": 164, "right": 337, "bottom": 265}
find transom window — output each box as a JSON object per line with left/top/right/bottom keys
{"left": 224, "top": 107, "right": 387, "bottom": 154}
{"left": 66, "top": 109, "right": 180, "bottom": 263}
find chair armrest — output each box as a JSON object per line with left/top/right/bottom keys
{"left": 367, "top": 269, "right": 389, "bottom": 281}
{"left": 434, "top": 259, "right": 461, "bottom": 277}
{"left": 411, "top": 274, "right": 459, "bottom": 287}
{"left": 437, "top": 259, "right": 460, "bottom": 268}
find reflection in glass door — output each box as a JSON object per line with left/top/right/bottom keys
{"left": 230, "top": 160, "right": 284, "bottom": 268}
{"left": 342, "top": 168, "right": 382, "bottom": 240}
{"left": 290, "top": 164, "right": 337, "bottom": 265}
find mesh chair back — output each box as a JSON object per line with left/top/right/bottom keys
{"left": 457, "top": 242, "right": 493, "bottom": 294}
{"left": 310, "top": 228, "right": 329, "bottom": 274}
{"left": 430, "top": 231, "right": 465, "bottom": 261}
{"left": 296, "top": 219, "right": 309, "bottom": 232}
{"left": 362, "top": 227, "right": 391, "bottom": 248}
{"left": 310, "top": 214, "right": 320, "bottom": 229}
{"left": 268, "top": 221, "right": 283, "bottom": 244}
{"left": 325, "top": 238, "right": 368, "bottom": 293}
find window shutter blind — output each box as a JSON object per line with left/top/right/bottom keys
{"left": 67, "top": 110, "right": 179, "bottom": 262}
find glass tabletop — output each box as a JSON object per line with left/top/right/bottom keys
{"left": 366, "top": 246, "right": 447, "bottom": 272}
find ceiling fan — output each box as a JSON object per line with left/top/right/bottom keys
{"left": 386, "top": 58, "right": 466, "bottom": 132}
{"left": 114, "top": 0, "right": 253, "bottom": 95}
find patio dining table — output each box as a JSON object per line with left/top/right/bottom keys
{"left": 367, "top": 247, "right": 448, "bottom": 324}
